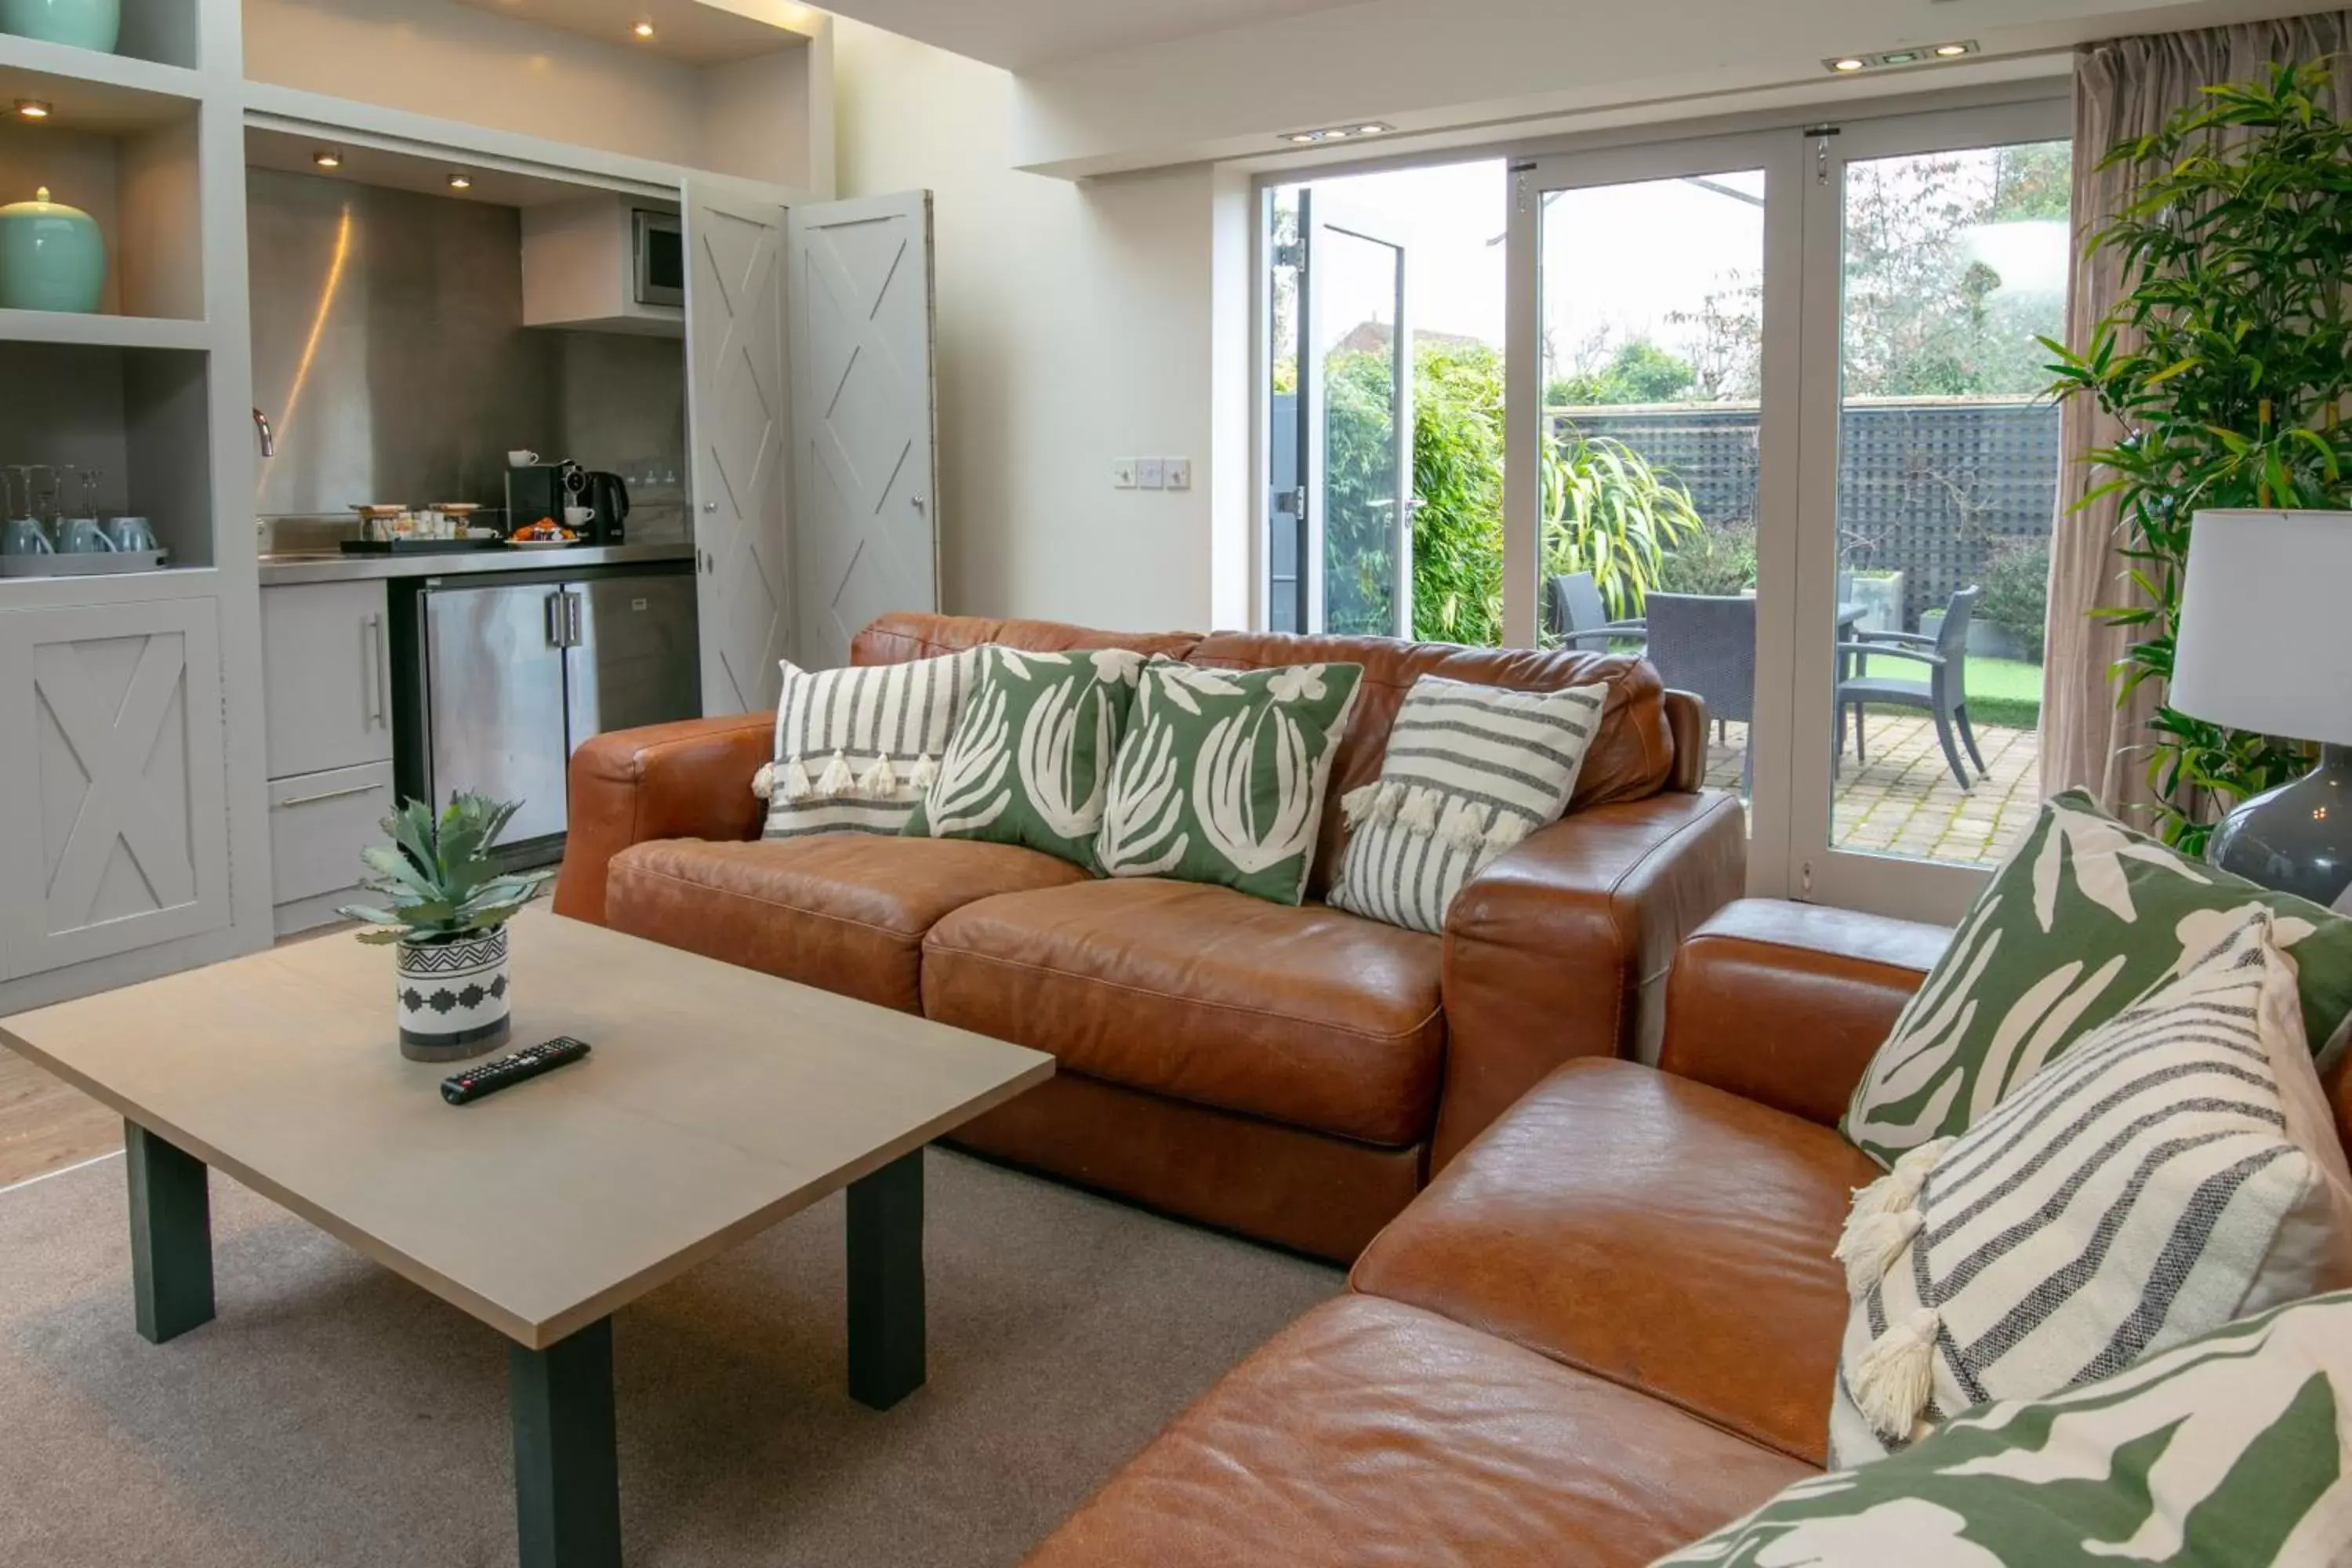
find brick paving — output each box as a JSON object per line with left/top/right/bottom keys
{"left": 1704, "top": 713, "right": 2039, "bottom": 869}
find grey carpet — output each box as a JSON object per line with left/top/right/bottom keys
{"left": 0, "top": 1147, "right": 1340, "bottom": 1566}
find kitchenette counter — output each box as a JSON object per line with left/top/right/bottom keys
{"left": 258, "top": 541, "right": 694, "bottom": 586}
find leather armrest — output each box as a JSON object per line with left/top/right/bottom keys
{"left": 1656, "top": 900, "right": 1951, "bottom": 1127}
{"left": 550, "top": 712, "right": 771, "bottom": 925}
{"left": 1433, "top": 790, "right": 1747, "bottom": 1169}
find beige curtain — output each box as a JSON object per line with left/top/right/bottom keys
{"left": 2042, "top": 14, "right": 2352, "bottom": 826}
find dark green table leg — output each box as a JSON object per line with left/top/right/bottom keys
{"left": 126, "top": 1119, "right": 212, "bottom": 1344}
{"left": 510, "top": 1317, "right": 621, "bottom": 1568}
{"left": 847, "top": 1148, "right": 924, "bottom": 1410}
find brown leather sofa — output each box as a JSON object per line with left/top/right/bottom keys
{"left": 554, "top": 612, "right": 1744, "bottom": 1261}
{"left": 1021, "top": 897, "right": 2352, "bottom": 1566}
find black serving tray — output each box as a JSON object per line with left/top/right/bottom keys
{"left": 339, "top": 537, "right": 509, "bottom": 556}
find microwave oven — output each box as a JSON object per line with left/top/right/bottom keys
{"left": 633, "top": 209, "right": 684, "bottom": 310}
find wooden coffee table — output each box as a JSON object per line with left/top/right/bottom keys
{"left": 0, "top": 908, "right": 1054, "bottom": 1567}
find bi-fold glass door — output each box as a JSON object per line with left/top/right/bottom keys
{"left": 1269, "top": 96, "right": 2073, "bottom": 918}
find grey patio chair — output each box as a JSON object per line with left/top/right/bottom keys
{"left": 1544, "top": 572, "right": 1649, "bottom": 652}
{"left": 1836, "top": 586, "right": 1987, "bottom": 792}
{"left": 1642, "top": 592, "right": 1758, "bottom": 793}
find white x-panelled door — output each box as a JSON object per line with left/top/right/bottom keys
{"left": 0, "top": 598, "right": 232, "bottom": 979}
{"left": 684, "top": 177, "right": 791, "bottom": 717}
{"left": 787, "top": 190, "right": 939, "bottom": 672}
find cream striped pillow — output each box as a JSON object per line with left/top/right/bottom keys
{"left": 1828, "top": 904, "right": 2352, "bottom": 1468}
{"left": 754, "top": 651, "right": 980, "bottom": 838}
{"left": 1328, "top": 675, "right": 1606, "bottom": 934}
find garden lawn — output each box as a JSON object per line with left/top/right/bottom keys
{"left": 1860, "top": 653, "right": 2042, "bottom": 731}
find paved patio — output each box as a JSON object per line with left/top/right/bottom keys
{"left": 1704, "top": 712, "right": 2039, "bottom": 869}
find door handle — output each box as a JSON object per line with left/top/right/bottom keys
{"left": 274, "top": 780, "right": 382, "bottom": 810}
{"left": 565, "top": 590, "right": 584, "bottom": 648}
{"left": 364, "top": 612, "right": 388, "bottom": 729}
{"left": 546, "top": 592, "right": 568, "bottom": 648}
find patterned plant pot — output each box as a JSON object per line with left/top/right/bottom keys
{"left": 395, "top": 927, "right": 512, "bottom": 1062}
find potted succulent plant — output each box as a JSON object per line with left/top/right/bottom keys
{"left": 338, "top": 794, "right": 553, "bottom": 1062}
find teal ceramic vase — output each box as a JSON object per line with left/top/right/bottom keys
{"left": 0, "top": 188, "right": 105, "bottom": 314}
{"left": 0, "top": 0, "right": 119, "bottom": 52}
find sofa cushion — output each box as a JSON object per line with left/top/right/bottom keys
{"left": 1021, "top": 1294, "right": 1812, "bottom": 1568}
{"left": 922, "top": 878, "right": 1444, "bottom": 1147}
{"left": 604, "top": 835, "right": 1089, "bottom": 1013}
{"left": 1351, "top": 1058, "right": 1880, "bottom": 1466}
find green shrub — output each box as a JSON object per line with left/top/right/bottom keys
{"left": 1657, "top": 517, "right": 1759, "bottom": 597}
{"left": 1979, "top": 537, "right": 2049, "bottom": 663}
{"left": 1541, "top": 429, "right": 1703, "bottom": 620}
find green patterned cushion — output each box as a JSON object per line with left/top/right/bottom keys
{"left": 1096, "top": 656, "right": 1364, "bottom": 906}
{"left": 1653, "top": 1290, "right": 2352, "bottom": 1566}
{"left": 902, "top": 645, "right": 1147, "bottom": 872}
{"left": 1842, "top": 789, "right": 2352, "bottom": 1169}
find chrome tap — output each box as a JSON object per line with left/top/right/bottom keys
{"left": 252, "top": 407, "right": 275, "bottom": 458}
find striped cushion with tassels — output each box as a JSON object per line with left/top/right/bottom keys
{"left": 1327, "top": 674, "right": 1606, "bottom": 934}
{"left": 1826, "top": 902, "right": 2352, "bottom": 1468}
{"left": 754, "top": 651, "right": 980, "bottom": 839}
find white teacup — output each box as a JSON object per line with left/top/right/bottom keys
{"left": 507, "top": 449, "right": 541, "bottom": 468}
{"left": 563, "top": 506, "right": 595, "bottom": 530}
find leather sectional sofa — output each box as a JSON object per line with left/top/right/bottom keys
{"left": 552, "top": 612, "right": 1745, "bottom": 1261}
{"left": 1025, "top": 897, "right": 2352, "bottom": 1565}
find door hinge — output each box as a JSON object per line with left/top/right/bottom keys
{"left": 1511, "top": 159, "right": 1537, "bottom": 214}
{"left": 1800, "top": 858, "right": 1816, "bottom": 898}
{"left": 1272, "top": 241, "right": 1305, "bottom": 269}
{"left": 1273, "top": 487, "right": 1306, "bottom": 517}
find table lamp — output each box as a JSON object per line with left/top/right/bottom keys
{"left": 2169, "top": 508, "right": 2352, "bottom": 909}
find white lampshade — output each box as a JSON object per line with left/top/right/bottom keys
{"left": 2170, "top": 509, "right": 2352, "bottom": 746}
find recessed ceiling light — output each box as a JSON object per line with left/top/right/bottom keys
{"left": 1831, "top": 56, "right": 1867, "bottom": 72}
{"left": 313, "top": 149, "right": 343, "bottom": 169}
{"left": 447, "top": 172, "right": 473, "bottom": 190}
{"left": 1279, "top": 121, "right": 1396, "bottom": 147}
{"left": 1356, "top": 124, "right": 1389, "bottom": 136}
{"left": 15, "top": 99, "right": 50, "bottom": 120}
{"left": 1828, "top": 41, "right": 1976, "bottom": 74}
{"left": 1287, "top": 132, "right": 1318, "bottom": 144}
{"left": 1934, "top": 42, "right": 1969, "bottom": 56}
{"left": 632, "top": 20, "right": 654, "bottom": 38}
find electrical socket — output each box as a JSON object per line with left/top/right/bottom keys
{"left": 1137, "top": 458, "right": 1167, "bottom": 490}
{"left": 1164, "top": 458, "right": 1192, "bottom": 492}
{"left": 1111, "top": 458, "right": 1138, "bottom": 489}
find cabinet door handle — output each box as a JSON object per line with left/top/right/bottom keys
{"left": 365, "top": 612, "right": 388, "bottom": 729}
{"left": 274, "top": 781, "right": 381, "bottom": 810}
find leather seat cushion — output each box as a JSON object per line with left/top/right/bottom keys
{"left": 1351, "top": 1058, "right": 1880, "bottom": 1466}
{"left": 604, "top": 836, "right": 1091, "bottom": 1013}
{"left": 922, "top": 879, "right": 1445, "bottom": 1148}
{"left": 1021, "top": 1294, "right": 1811, "bottom": 1568}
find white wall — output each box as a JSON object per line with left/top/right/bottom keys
{"left": 1009, "top": 0, "right": 2327, "bottom": 174}
{"left": 834, "top": 18, "right": 1243, "bottom": 632}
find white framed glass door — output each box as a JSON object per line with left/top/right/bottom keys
{"left": 1779, "top": 100, "right": 2072, "bottom": 921}
{"left": 1508, "top": 131, "right": 1802, "bottom": 851}
{"left": 1299, "top": 192, "right": 1414, "bottom": 637}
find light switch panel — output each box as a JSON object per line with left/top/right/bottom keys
{"left": 1112, "top": 458, "right": 1138, "bottom": 489}
{"left": 1164, "top": 458, "right": 1192, "bottom": 491}
{"left": 1138, "top": 458, "right": 1167, "bottom": 490}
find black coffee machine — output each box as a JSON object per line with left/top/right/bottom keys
{"left": 583, "top": 471, "right": 630, "bottom": 544}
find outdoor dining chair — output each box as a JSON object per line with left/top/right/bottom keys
{"left": 1835, "top": 586, "right": 1987, "bottom": 792}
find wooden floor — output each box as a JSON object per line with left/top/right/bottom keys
{"left": 0, "top": 1046, "right": 117, "bottom": 1190}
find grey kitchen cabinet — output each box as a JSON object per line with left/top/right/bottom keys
{"left": 0, "top": 597, "right": 234, "bottom": 981}
{"left": 268, "top": 760, "right": 396, "bottom": 936}
{"left": 261, "top": 580, "right": 394, "bottom": 779}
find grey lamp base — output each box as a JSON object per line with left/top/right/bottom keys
{"left": 2208, "top": 745, "right": 2352, "bottom": 911}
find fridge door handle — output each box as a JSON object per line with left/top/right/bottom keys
{"left": 545, "top": 590, "right": 567, "bottom": 648}
{"left": 564, "top": 590, "right": 584, "bottom": 649}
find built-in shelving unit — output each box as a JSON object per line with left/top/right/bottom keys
{"left": 0, "top": 0, "right": 831, "bottom": 1007}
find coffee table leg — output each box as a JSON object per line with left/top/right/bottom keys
{"left": 510, "top": 1318, "right": 622, "bottom": 1568}
{"left": 125, "top": 1119, "right": 213, "bottom": 1344}
{"left": 847, "top": 1148, "right": 924, "bottom": 1410}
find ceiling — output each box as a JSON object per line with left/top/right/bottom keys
{"left": 811, "top": 0, "right": 1377, "bottom": 68}
{"left": 244, "top": 126, "right": 653, "bottom": 209}
{"left": 449, "top": 0, "right": 821, "bottom": 66}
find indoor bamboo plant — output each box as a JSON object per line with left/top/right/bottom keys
{"left": 2043, "top": 60, "right": 2352, "bottom": 851}
{"left": 339, "top": 793, "right": 553, "bottom": 1062}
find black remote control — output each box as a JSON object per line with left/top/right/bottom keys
{"left": 442, "top": 1037, "right": 591, "bottom": 1105}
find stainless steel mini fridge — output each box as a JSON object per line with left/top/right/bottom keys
{"left": 411, "top": 571, "right": 700, "bottom": 853}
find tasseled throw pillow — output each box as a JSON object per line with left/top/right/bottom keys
{"left": 753, "top": 650, "right": 980, "bottom": 838}
{"left": 1826, "top": 904, "right": 2352, "bottom": 1470}
{"left": 1327, "top": 674, "right": 1607, "bottom": 934}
